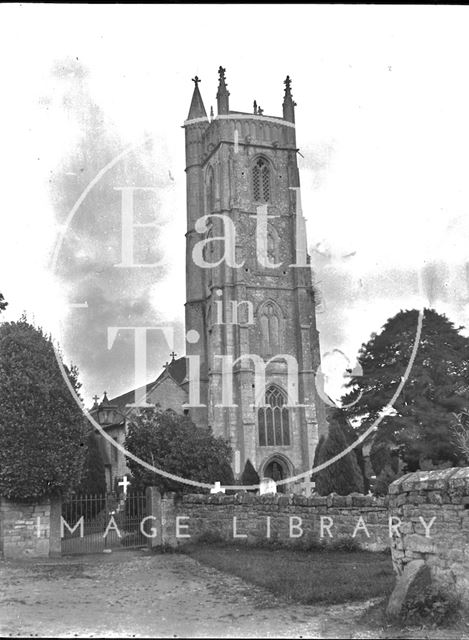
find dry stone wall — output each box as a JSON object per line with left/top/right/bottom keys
{"left": 0, "top": 496, "right": 61, "bottom": 558}
{"left": 152, "top": 489, "right": 390, "bottom": 551}
{"left": 388, "top": 468, "right": 469, "bottom": 603}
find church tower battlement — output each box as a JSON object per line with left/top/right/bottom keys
{"left": 183, "top": 68, "right": 326, "bottom": 489}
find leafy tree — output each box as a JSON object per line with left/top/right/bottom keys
{"left": 220, "top": 460, "right": 235, "bottom": 487}
{"left": 125, "top": 407, "right": 232, "bottom": 494}
{"left": 373, "top": 464, "right": 400, "bottom": 497}
{"left": 78, "top": 430, "right": 106, "bottom": 495}
{"left": 241, "top": 459, "right": 260, "bottom": 487}
{"left": 342, "top": 309, "right": 469, "bottom": 473}
{"left": 0, "top": 292, "right": 7, "bottom": 313}
{"left": 451, "top": 410, "right": 469, "bottom": 464}
{"left": 315, "top": 408, "right": 365, "bottom": 496}
{"left": 311, "top": 434, "right": 325, "bottom": 492}
{"left": 313, "top": 434, "right": 325, "bottom": 469}
{"left": 0, "top": 318, "right": 87, "bottom": 500}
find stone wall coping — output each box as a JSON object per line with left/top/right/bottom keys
{"left": 178, "top": 492, "right": 387, "bottom": 508}
{"left": 389, "top": 467, "right": 469, "bottom": 495}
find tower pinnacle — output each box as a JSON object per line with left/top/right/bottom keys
{"left": 216, "top": 66, "right": 230, "bottom": 115}
{"left": 282, "top": 75, "right": 296, "bottom": 123}
{"left": 187, "top": 75, "right": 207, "bottom": 120}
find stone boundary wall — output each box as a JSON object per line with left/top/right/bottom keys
{"left": 148, "top": 488, "right": 390, "bottom": 551}
{"left": 0, "top": 496, "right": 61, "bottom": 559}
{"left": 389, "top": 468, "right": 469, "bottom": 604}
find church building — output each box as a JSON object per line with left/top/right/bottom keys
{"left": 94, "top": 67, "right": 326, "bottom": 492}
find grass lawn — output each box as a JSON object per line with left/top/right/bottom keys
{"left": 183, "top": 543, "right": 395, "bottom": 606}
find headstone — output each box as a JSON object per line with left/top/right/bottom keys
{"left": 259, "top": 477, "right": 277, "bottom": 495}
{"left": 210, "top": 481, "right": 225, "bottom": 494}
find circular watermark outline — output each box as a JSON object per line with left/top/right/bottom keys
{"left": 50, "top": 124, "right": 424, "bottom": 492}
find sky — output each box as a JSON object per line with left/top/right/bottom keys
{"left": 1, "top": 4, "right": 469, "bottom": 405}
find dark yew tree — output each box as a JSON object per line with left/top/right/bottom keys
{"left": 0, "top": 318, "right": 87, "bottom": 500}
{"left": 241, "top": 459, "right": 260, "bottom": 487}
{"left": 314, "top": 407, "right": 364, "bottom": 496}
{"left": 125, "top": 408, "right": 232, "bottom": 494}
{"left": 342, "top": 308, "right": 469, "bottom": 474}
{"left": 78, "top": 431, "right": 106, "bottom": 495}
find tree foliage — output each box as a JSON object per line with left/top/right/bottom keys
{"left": 315, "top": 407, "right": 365, "bottom": 496}
{"left": 241, "top": 459, "right": 260, "bottom": 487}
{"left": 450, "top": 411, "right": 469, "bottom": 464}
{"left": 124, "top": 408, "right": 233, "bottom": 494}
{"left": 0, "top": 318, "right": 87, "bottom": 500}
{"left": 78, "top": 431, "right": 106, "bottom": 495}
{"left": 343, "top": 309, "right": 469, "bottom": 473}
{"left": 0, "top": 292, "right": 7, "bottom": 313}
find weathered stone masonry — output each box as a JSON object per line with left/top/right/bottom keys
{"left": 389, "top": 467, "right": 469, "bottom": 605}
{"left": 149, "top": 488, "right": 390, "bottom": 551}
{"left": 0, "top": 496, "right": 61, "bottom": 559}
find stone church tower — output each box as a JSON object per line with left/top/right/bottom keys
{"left": 184, "top": 68, "right": 326, "bottom": 488}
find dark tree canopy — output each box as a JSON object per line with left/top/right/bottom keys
{"left": 314, "top": 407, "right": 365, "bottom": 496}
{"left": 0, "top": 319, "right": 87, "bottom": 500}
{"left": 0, "top": 293, "right": 7, "bottom": 313}
{"left": 124, "top": 408, "right": 232, "bottom": 494}
{"left": 78, "top": 431, "right": 106, "bottom": 495}
{"left": 241, "top": 459, "right": 260, "bottom": 486}
{"left": 342, "top": 308, "right": 469, "bottom": 473}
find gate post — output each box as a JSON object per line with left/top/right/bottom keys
{"left": 145, "top": 487, "right": 162, "bottom": 549}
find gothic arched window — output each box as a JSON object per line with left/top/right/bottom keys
{"left": 260, "top": 301, "right": 281, "bottom": 354}
{"left": 258, "top": 386, "right": 290, "bottom": 447}
{"left": 253, "top": 157, "right": 271, "bottom": 202}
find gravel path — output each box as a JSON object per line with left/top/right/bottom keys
{"left": 0, "top": 549, "right": 380, "bottom": 638}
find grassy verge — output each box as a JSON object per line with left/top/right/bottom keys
{"left": 183, "top": 542, "right": 395, "bottom": 606}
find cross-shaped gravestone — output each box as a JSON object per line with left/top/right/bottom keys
{"left": 118, "top": 475, "right": 131, "bottom": 496}
{"left": 210, "top": 481, "right": 225, "bottom": 494}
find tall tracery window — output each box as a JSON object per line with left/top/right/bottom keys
{"left": 258, "top": 386, "right": 290, "bottom": 447}
{"left": 253, "top": 157, "right": 271, "bottom": 202}
{"left": 260, "top": 302, "right": 280, "bottom": 354}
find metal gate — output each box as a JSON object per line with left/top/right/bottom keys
{"left": 61, "top": 492, "right": 147, "bottom": 555}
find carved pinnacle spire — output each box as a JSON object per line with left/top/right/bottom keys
{"left": 282, "top": 75, "right": 296, "bottom": 123}
{"left": 216, "top": 65, "right": 230, "bottom": 115}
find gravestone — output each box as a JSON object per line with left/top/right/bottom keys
{"left": 259, "top": 478, "right": 277, "bottom": 495}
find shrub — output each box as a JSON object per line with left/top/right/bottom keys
{"left": 401, "top": 585, "right": 460, "bottom": 627}
{"left": 241, "top": 459, "right": 260, "bottom": 488}
{"left": 315, "top": 408, "right": 364, "bottom": 495}
{"left": 196, "top": 530, "right": 224, "bottom": 545}
{"left": 373, "top": 464, "right": 401, "bottom": 496}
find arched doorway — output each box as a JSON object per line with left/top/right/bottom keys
{"left": 262, "top": 456, "right": 292, "bottom": 494}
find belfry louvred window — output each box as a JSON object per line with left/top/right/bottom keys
{"left": 253, "top": 157, "right": 271, "bottom": 202}
{"left": 258, "top": 386, "right": 290, "bottom": 447}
